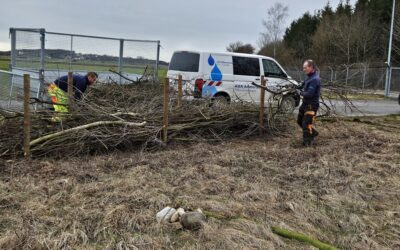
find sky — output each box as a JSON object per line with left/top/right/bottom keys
{"left": 0, "top": 0, "right": 356, "bottom": 61}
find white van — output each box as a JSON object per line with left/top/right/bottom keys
{"left": 167, "top": 51, "right": 300, "bottom": 109}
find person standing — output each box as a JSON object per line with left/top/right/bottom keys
{"left": 297, "top": 60, "right": 321, "bottom": 146}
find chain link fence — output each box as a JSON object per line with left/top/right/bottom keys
{"left": 389, "top": 67, "right": 400, "bottom": 93}
{"left": 10, "top": 28, "right": 162, "bottom": 85}
{"left": 285, "top": 63, "right": 399, "bottom": 94}
{"left": 0, "top": 70, "right": 41, "bottom": 112}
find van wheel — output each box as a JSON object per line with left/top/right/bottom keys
{"left": 210, "top": 94, "right": 230, "bottom": 108}
{"left": 279, "top": 95, "right": 296, "bottom": 113}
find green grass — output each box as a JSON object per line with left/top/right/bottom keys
{"left": 0, "top": 57, "right": 10, "bottom": 71}
{"left": 323, "top": 89, "right": 388, "bottom": 101}
{"left": 0, "top": 56, "right": 168, "bottom": 79}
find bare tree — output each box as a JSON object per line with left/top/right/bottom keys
{"left": 226, "top": 41, "right": 255, "bottom": 54}
{"left": 352, "top": 9, "right": 379, "bottom": 63}
{"left": 259, "top": 2, "right": 289, "bottom": 57}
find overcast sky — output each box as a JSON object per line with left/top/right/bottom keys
{"left": 0, "top": 0, "right": 356, "bottom": 61}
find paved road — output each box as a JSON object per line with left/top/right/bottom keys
{"left": 326, "top": 99, "right": 400, "bottom": 116}
{"left": 2, "top": 97, "right": 400, "bottom": 117}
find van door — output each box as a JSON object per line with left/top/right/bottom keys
{"left": 232, "top": 56, "right": 261, "bottom": 103}
{"left": 262, "top": 59, "right": 290, "bottom": 86}
{"left": 255, "top": 59, "right": 291, "bottom": 101}
{"left": 167, "top": 51, "right": 202, "bottom": 97}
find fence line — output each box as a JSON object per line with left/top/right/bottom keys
{"left": 285, "top": 63, "right": 399, "bottom": 92}
{"left": 0, "top": 70, "right": 41, "bottom": 112}
{"left": 9, "top": 27, "right": 163, "bottom": 88}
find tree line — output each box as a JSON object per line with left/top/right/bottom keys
{"left": 227, "top": 0, "right": 399, "bottom": 67}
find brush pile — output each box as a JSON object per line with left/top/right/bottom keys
{"left": 0, "top": 82, "right": 291, "bottom": 158}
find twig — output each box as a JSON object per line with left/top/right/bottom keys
{"left": 109, "top": 69, "right": 139, "bottom": 83}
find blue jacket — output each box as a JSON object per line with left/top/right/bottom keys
{"left": 300, "top": 71, "right": 321, "bottom": 106}
{"left": 54, "top": 75, "right": 89, "bottom": 100}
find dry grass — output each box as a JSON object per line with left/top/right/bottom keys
{"left": 0, "top": 115, "right": 399, "bottom": 249}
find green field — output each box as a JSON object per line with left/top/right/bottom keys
{"left": 0, "top": 56, "right": 10, "bottom": 70}
{"left": 0, "top": 56, "right": 167, "bottom": 79}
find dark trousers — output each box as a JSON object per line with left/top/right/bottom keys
{"left": 297, "top": 103, "right": 319, "bottom": 144}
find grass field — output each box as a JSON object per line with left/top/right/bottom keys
{"left": 0, "top": 56, "right": 168, "bottom": 79}
{"left": 0, "top": 57, "right": 9, "bottom": 71}
{"left": 0, "top": 115, "right": 399, "bottom": 249}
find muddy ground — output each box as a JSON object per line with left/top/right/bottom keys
{"left": 0, "top": 115, "right": 399, "bottom": 249}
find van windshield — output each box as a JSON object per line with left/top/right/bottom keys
{"left": 169, "top": 52, "right": 200, "bottom": 72}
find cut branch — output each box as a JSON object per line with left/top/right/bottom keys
{"left": 30, "top": 120, "right": 147, "bottom": 147}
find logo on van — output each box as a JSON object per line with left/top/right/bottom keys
{"left": 208, "top": 55, "right": 223, "bottom": 81}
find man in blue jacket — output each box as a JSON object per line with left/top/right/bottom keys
{"left": 297, "top": 60, "right": 321, "bottom": 146}
{"left": 47, "top": 72, "right": 97, "bottom": 121}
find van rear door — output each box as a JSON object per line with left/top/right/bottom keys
{"left": 167, "top": 52, "right": 202, "bottom": 96}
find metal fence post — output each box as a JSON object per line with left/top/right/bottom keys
{"left": 10, "top": 28, "right": 16, "bottom": 70}
{"left": 155, "top": 41, "right": 160, "bottom": 81}
{"left": 69, "top": 35, "right": 74, "bottom": 70}
{"left": 385, "top": 0, "right": 396, "bottom": 97}
{"left": 39, "top": 29, "right": 45, "bottom": 98}
{"left": 388, "top": 67, "right": 393, "bottom": 94}
{"left": 362, "top": 63, "right": 367, "bottom": 91}
{"left": 118, "top": 39, "right": 124, "bottom": 84}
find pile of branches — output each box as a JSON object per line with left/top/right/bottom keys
{"left": 0, "top": 82, "right": 291, "bottom": 158}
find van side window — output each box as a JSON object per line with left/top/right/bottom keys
{"left": 169, "top": 52, "right": 200, "bottom": 72}
{"left": 263, "top": 59, "right": 286, "bottom": 77}
{"left": 233, "top": 56, "right": 260, "bottom": 76}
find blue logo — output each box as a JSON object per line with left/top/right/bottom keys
{"left": 208, "top": 55, "right": 222, "bottom": 81}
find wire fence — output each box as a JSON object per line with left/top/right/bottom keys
{"left": 10, "top": 28, "right": 162, "bottom": 85}
{"left": 0, "top": 70, "right": 41, "bottom": 112}
{"left": 285, "top": 63, "right": 400, "bottom": 93}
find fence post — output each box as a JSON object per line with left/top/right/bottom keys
{"left": 362, "top": 63, "right": 367, "bottom": 91}
{"left": 162, "top": 77, "right": 169, "bottom": 143}
{"left": 177, "top": 75, "right": 183, "bottom": 108}
{"left": 67, "top": 72, "right": 74, "bottom": 112}
{"left": 328, "top": 66, "right": 334, "bottom": 82}
{"left": 10, "top": 28, "right": 16, "bottom": 69}
{"left": 345, "top": 65, "right": 349, "bottom": 88}
{"left": 23, "top": 74, "right": 31, "bottom": 158}
{"left": 155, "top": 41, "right": 161, "bottom": 81}
{"left": 69, "top": 35, "right": 74, "bottom": 70}
{"left": 259, "top": 76, "right": 266, "bottom": 134}
{"left": 39, "top": 29, "right": 45, "bottom": 97}
{"left": 118, "top": 39, "right": 124, "bottom": 84}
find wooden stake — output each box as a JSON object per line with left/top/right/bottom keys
{"left": 67, "top": 72, "right": 75, "bottom": 111}
{"left": 162, "top": 77, "right": 169, "bottom": 143}
{"left": 23, "top": 74, "right": 31, "bottom": 158}
{"left": 177, "top": 75, "right": 183, "bottom": 108}
{"left": 259, "top": 76, "right": 266, "bottom": 134}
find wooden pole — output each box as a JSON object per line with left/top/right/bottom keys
{"left": 259, "top": 76, "right": 266, "bottom": 134}
{"left": 67, "top": 72, "right": 74, "bottom": 112}
{"left": 23, "top": 74, "right": 31, "bottom": 158}
{"left": 177, "top": 74, "right": 183, "bottom": 108}
{"left": 162, "top": 77, "right": 169, "bottom": 143}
